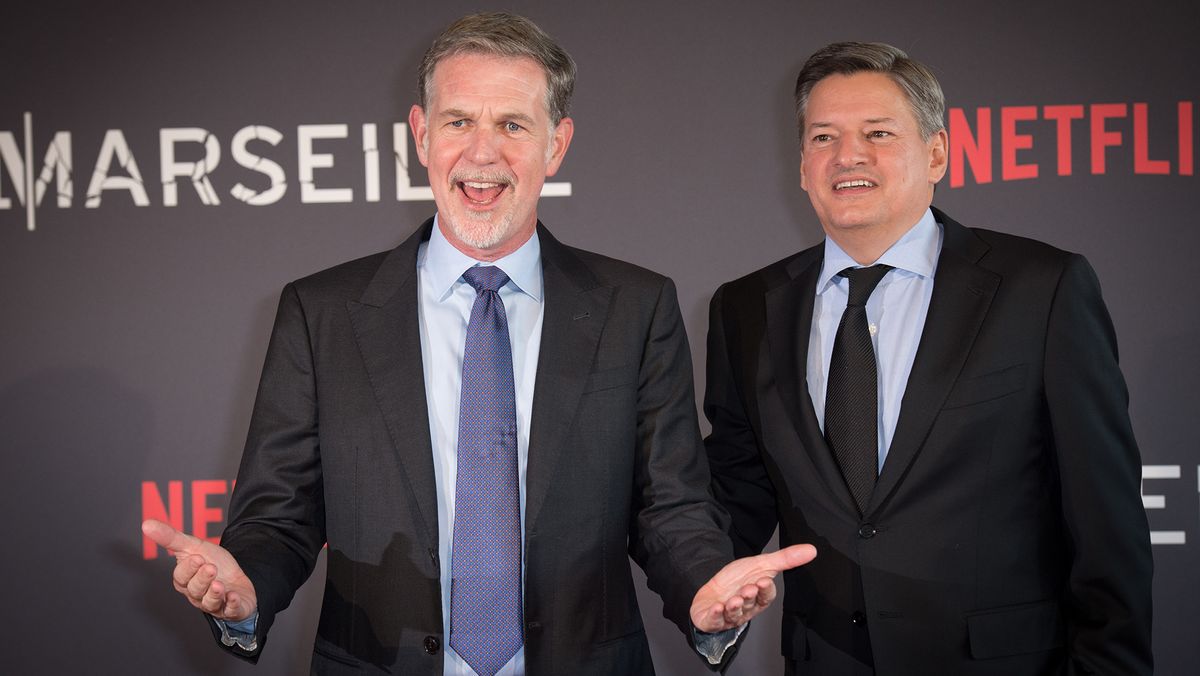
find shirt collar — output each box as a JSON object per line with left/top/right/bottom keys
{"left": 816, "top": 208, "right": 942, "bottom": 295}
{"left": 419, "top": 215, "right": 544, "bottom": 302}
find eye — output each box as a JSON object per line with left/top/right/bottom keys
{"left": 449, "top": 119, "right": 466, "bottom": 128}
{"left": 811, "top": 133, "right": 833, "bottom": 144}
{"left": 868, "top": 130, "right": 893, "bottom": 138}
{"left": 505, "top": 121, "right": 524, "bottom": 133}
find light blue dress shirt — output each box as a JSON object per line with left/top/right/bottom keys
{"left": 807, "top": 208, "right": 943, "bottom": 471}
{"left": 220, "top": 217, "right": 736, "bottom": 670}
{"left": 418, "top": 217, "right": 543, "bottom": 676}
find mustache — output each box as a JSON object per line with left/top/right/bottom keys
{"left": 449, "top": 169, "right": 515, "bottom": 186}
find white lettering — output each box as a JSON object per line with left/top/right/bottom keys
{"left": 160, "top": 128, "right": 221, "bottom": 207}
{"left": 363, "top": 123, "right": 380, "bottom": 203}
{"left": 0, "top": 131, "right": 26, "bottom": 210}
{"left": 393, "top": 122, "right": 432, "bottom": 201}
{"left": 230, "top": 125, "right": 287, "bottom": 206}
{"left": 1142, "top": 465, "right": 1186, "bottom": 545}
{"left": 298, "top": 124, "right": 352, "bottom": 203}
{"left": 86, "top": 129, "right": 150, "bottom": 208}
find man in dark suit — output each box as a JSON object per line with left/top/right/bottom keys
{"left": 142, "top": 12, "right": 814, "bottom": 676}
{"left": 704, "top": 42, "right": 1153, "bottom": 675}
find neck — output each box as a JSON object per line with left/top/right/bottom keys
{"left": 825, "top": 207, "right": 929, "bottom": 265}
{"left": 437, "top": 219, "right": 536, "bottom": 263}
{"left": 826, "top": 229, "right": 902, "bottom": 266}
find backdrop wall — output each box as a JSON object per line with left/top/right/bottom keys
{"left": 2, "top": 1, "right": 1196, "bottom": 673}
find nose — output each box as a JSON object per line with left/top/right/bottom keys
{"left": 464, "top": 126, "right": 500, "bottom": 165}
{"left": 834, "top": 134, "right": 870, "bottom": 168}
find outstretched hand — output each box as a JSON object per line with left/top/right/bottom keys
{"left": 690, "top": 544, "right": 817, "bottom": 633}
{"left": 142, "top": 519, "right": 258, "bottom": 622}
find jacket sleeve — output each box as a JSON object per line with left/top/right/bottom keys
{"left": 626, "top": 277, "right": 735, "bottom": 639}
{"left": 703, "top": 283, "right": 780, "bottom": 558}
{"left": 1043, "top": 254, "right": 1153, "bottom": 675}
{"left": 213, "top": 282, "right": 328, "bottom": 661}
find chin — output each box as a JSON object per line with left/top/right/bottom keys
{"left": 446, "top": 210, "right": 518, "bottom": 251}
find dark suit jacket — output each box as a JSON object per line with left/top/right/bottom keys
{"left": 704, "top": 208, "right": 1152, "bottom": 675}
{"left": 213, "top": 219, "right": 734, "bottom": 675}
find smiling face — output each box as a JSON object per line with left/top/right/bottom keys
{"left": 799, "top": 72, "right": 947, "bottom": 259}
{"left": 409, "top": 52, "right": 574, "bottom": 261}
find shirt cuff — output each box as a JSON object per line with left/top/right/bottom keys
{"left": 693, "top": 623, "right": 747, "bottom": 665}
{"left": 213, "top": 612, "right": 259, "bottom": 652}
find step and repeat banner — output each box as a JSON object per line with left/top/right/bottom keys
{"left": 2, "top": 1, "right": 1196, "bottom": 673}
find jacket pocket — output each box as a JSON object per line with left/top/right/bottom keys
{"left": 582, "top": 363, "right": 637, "bottom": 393}
{"left": 966, "top": 598, "right": 1064, "bottom": 659}
{"left": 943, "top": 363, "right": 1027, "bottom": 410}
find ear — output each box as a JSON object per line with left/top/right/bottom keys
{"left": 409, "top": 104, "right": 430, "bottom": 168}
{"left": 544, "top": 117, "right": 575, "bottom": 177}
{"left": 799, "top": 152, "right": 809, "bottom": 192}
{"left": 927, "top": 128, "right": 948, "bottom": 184}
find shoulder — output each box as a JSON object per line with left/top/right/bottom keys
{"left": 715, "top": 242, "right": 823, "bottom": 304}
{"left": 557, "top": 244, "right": 670, "bottom": 290}
{"left": 937, "top": 208, "right": 1083, "bottom": 283}
{"left": 287, "top": 249, "right": 396, "bottom": 301}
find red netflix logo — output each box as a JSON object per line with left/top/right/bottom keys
{"left": 948, "top": 101, "right": 1194, "bottom": 187}
{"left": 141, "top": 480, "right": 234, "bottom": 559}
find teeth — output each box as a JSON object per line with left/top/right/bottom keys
{"left": 464, "top": 181, "right": 500, "bottom": 189}
{"left": 835, "top": 179, "right": 875, "bottom": 190}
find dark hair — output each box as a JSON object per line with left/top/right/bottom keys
{"left": 418, "top": 12, "right": 576, "bottom": 125}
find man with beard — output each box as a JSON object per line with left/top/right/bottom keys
{"left": 703, "top": 41, "right": 1152, "bottom": 675}
{"left": 144, "top": 12, "right": 813, "bottom": 676}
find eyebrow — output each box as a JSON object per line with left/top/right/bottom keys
{"left": 809, "top": 117, "right": 899, "bottom": 129}
{"left": 437, "top": 108, "right": 538, "bottom": 126}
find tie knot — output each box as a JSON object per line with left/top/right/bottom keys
{"left": 462, "top": 266, "right": 510, "bottom": 294}
{"left": 840, "top": 264, "right": 892, "bottom": 307}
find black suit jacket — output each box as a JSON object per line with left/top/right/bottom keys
{"left": 214, "top": 219, "right": 734, "bottom": 674}
{"left": 704, "top": 208, "right": 1152, "bottom": 675}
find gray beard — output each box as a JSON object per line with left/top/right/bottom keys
{"left": 445, "top": 208, "right": 517, "bottom": 251}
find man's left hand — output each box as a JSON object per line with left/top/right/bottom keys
{"left": 690, "top": 544, "right": 817, "bottom": 632}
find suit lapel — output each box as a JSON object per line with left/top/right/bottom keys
{"left": 869, "top": 209, "right": 999, "bottom": 512}
{"left": 347, "top": 219, "right": 439, "bottom": 548}
{"left": 765, "top": 247, "right": 861, "bottom": 515}
{"left": 525, "top": 224, "right": 612, "bottom": 534}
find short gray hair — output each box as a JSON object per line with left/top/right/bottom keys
{"left": 794, "top": 42, "right": 945, "bottom": 144}
{"left": 417, "top": 12, "right": 576, "bottom": 125}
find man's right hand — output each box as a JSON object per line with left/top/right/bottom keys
{"left": 142, "top": 519, "right": 258, "bottom": 622}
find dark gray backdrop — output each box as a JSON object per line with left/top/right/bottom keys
{"left": 2, "top": 1, "right": 1196, "bottom": 673}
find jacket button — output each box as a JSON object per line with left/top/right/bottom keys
{"left": 423, "top": 636, "right": 440, "bottom": 655}
{"left": 851, "top": 611, "right": 867, "bottom": 626}
{"left": 858, "top": 523, "right": 877, "bottom": 539}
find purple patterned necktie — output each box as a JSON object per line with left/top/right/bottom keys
{"left": 825, "top": 264, "right": 892, "bottom": 515}
{"left": 450, "top": 265, "right": 522, "bottom": 676}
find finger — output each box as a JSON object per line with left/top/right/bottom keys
{"left": 186, "top": 562, "right": 218, "bottom": 602}
{"left": 752, "top": 543, "right": 818, "bottom": 575}
{"left": 143, "top": 520, "right": 201, "bottom": 557}
{"left": 200, "top": 578, "right": 226, "bottom": 614}
{"left": 754, "top": 578, "right": 778, "bottom": 606}
{"left": 694, "top": 602, "right": 726, "bottom": 632}
{"left": 723, "top": 603, "right": 744, "bottom": 625}
{"left": 734, "top": 583, "right": 760, "bottom": 606}
{"left": 172, "top": 554, "right": 207, "bottom": 591}
{"left": 224, "top": 591, "right": 247, "bottom": 621}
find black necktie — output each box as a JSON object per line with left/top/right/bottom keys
{"left": 824, "top": 264, "right": 892, "bottom": 515}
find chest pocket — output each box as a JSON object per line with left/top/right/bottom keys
{"left": 582, "top": 364, "right": 638, "bottom": 394}
{"left": 942, "top": 363, "right": 1027, "bottom": 410}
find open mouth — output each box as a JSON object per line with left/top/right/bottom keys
{"left": 833, "top": 179, "right": 877, "bottom": 191}
{"left": 459, "top": 181, "right": 508, "bottom": 205}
